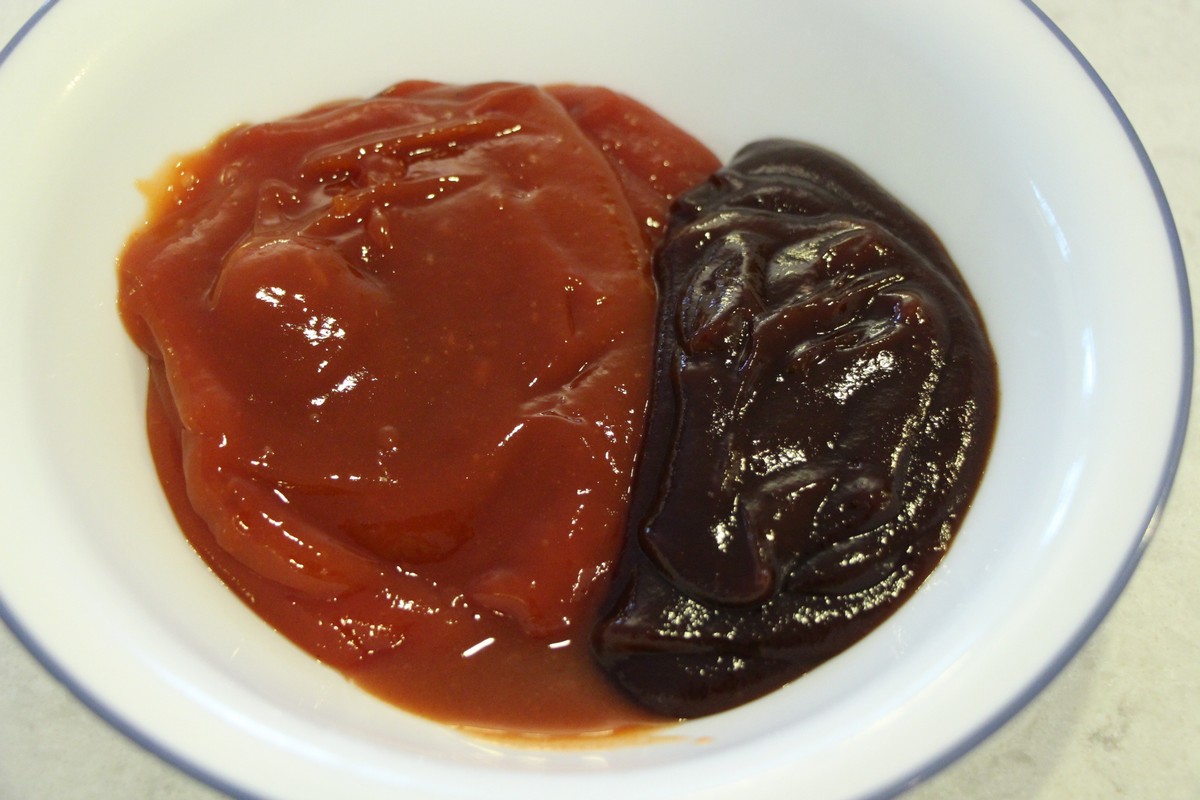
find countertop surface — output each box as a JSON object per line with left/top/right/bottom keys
{"left": 2, "top": 1, "right": 1197, "bottom": 798}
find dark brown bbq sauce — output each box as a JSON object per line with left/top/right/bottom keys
{"left": 592, "top": 140, "right": 999, "bottom": 718}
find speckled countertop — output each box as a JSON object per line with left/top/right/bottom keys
{"left": 2, "top": 1, "right": 1197, "bottom": 798}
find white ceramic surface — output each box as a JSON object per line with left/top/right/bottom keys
{"left": 0, "top": 2, "right": 1189, "bottom": 799}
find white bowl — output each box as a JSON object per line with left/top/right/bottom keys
{"left": 0, "top": 1, "right": 1190, "bottom": 798}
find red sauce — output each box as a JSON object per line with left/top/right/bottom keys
{"left": 119, "top": 82, "right": 718, "bottom": 734}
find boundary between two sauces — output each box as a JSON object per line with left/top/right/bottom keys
{"left": 117, "top": 81, "right": 998, "bottom": 737}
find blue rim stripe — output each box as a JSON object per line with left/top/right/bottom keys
{"left": 0, "top": 0, "right": 56, "bottom": 64}
{"left": 2, "top": 3, "right": 301, "bottom": 797}
{"left": 881, "top": 1, "right": 1195, "bottom": 796}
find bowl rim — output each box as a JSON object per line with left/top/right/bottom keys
{"left": 897, "top": 0, "right": 1195, "bottom": 791}
{"left": 0, "top": 1, "right": 1192, "bottom": 798}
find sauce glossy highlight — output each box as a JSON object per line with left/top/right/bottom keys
{"left": 119, "top": 81, "right": 719, "bottom": 734}
{"left": 592, "top": 140, "right": 999, "bottom": 718}
{"left": 119, "top": 84, "right": 997, "bottom": 734}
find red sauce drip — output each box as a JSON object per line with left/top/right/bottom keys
{"left": 119, "top": 82, "right": 718, "bottom": 734}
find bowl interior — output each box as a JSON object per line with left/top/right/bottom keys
{"left": 0, "top": 1, "right": 1188, "bottom": 798}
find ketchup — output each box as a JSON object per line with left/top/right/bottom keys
{"left": 119, "top": 82, "right": 719, "bottom": 734}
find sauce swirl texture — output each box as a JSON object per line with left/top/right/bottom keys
{"left": 118, "top": 83, "right": 997, "bottom": 732}
{"left": 118, "top": 81, "right": 719, "bottom": 733}
{"left": 593, "top": 140, "right": 998, "bottom": 717}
